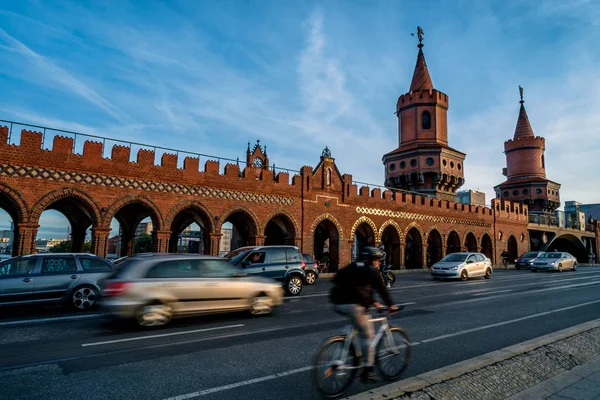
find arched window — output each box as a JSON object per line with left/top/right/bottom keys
{"left": 541, "top": 155, "right": 545, "bottom": 169}
{"left": 421, "top": 111, "right": 432, "bottom": 130}
{"left": 326, "top": 169, "right": 332, "bottom": 186}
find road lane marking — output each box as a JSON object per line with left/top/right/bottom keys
{"left": 473, "top": 289, "right": 512, "bottom": 296}
{"left": 163, "top": 366, "right": 314, "bottom": 399}
{"left": 81, "top": 324, "right": 245, "bottom": 347}
{"left": 0, "top": 314, "right": 103, "bottom": 327}
{"left": 420, "top": 298, "right": 600, "bottom": 344}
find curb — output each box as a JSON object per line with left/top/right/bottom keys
{"left": 344, "top": 318, "right": 600, "bottom": 400}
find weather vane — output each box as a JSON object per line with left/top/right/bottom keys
{"left": 411, "top": 26, "right": 424, "bottom": 47}
{"left": 519, "top": 85, "right": 524, "bottom": 104}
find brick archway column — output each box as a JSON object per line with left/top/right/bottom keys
{"left": 91, "top": 228, "right": 111, "bottom": 257}
{"left": 398, "top": 239, "right": 405, "bottom": 269}
{"left": 254, "top": 235, "right": 266, "bottom": 246}
{"left": 153, "top": 230, "right": 171, "bottom": 253}
{"left": 71, "top": 226, "right": 88, "bottom": 253}
{"left": 422, "top": 244, "right": 429, "bottom": 269}
{"left": 16, "top": 223, "right": 38, "bottom": 256}
{"left": 209, "top": 233, "right": 222, "bottom": 256}
{"left": 294, "top": 236, "right": 302, "bottom": 249}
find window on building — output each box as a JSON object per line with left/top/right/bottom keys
{"left": 421, "top": 111, "right": 432, "bottom": 130}
{"left": 410, "top": 159, "right": 417, "bottom": 167}
{"left": 425, "top": 157, "right": 434, "bottom": 166}
{"left": 504, "top": 191, "right": 509, "bottom": 197}
{"left": 400, "top": 161, "right": 406, "bottom": 169}
{"left": 513, "top": 190, "right": 519, "bottom": 196}
{"left": 542, "top": 155, "right": 545, "bottom": 169}
{"left": 389, "top": 163, "right": 396, "bottom": 172}
{"left": 326, "top": 168, "right": 332, "bottom": 186}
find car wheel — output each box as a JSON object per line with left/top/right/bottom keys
{"left": 136, "top": 302, "right": 172, "bottom": 328}
{"left": 572, "top": 262, "right": 578, "bottom": 272}
{"left": 70, "top": 285, "right": 99, "bottom": 311}
{"left": 249, "top": 293, "right": 274, "bottom": 316}
{"left": 558, "top": 263, "right": 563, "bottom": 272}
{"left": 460, "top": 270, "right": 468, "bottom": 281}
{"left": 484, "top": 268, "right": 492, "bottom": 279}
{"left": 306, "top": 271, "right": 317, "bottom": 285}
{"left": 286, "top": 275, "right": 303, "bottom": 296}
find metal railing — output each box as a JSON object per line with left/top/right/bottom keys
{"left": 0, "top": 119, "right": 300, "bottom": 174}
{"left": 528, "top": 213, "right": 596, "bottom": 233}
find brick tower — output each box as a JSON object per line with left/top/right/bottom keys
{"left": 383, "top": 27, "right": 466, "bottom": 201}
{"left": 494, "top": 87, "right": 560, "bottom": 214}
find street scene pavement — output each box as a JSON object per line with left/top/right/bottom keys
{"left": 2, "top": 267, "right": 600, "bottom": 400}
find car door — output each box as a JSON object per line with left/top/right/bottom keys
{"left": 266, "top": 249, "right": 288, "bottom": 281}
{"left": 33, "top": 256, "right": 81, "bottom": 301}
{"left": 0, "top": 257, "right": 38, "bottom": 305}
{"left": 145, "top": 259, "right": 204, "bottom": 314}
{"left": 241, "top": 251, "right": 268, "bottom": 278}
{"left": 465, "top": 254, "right": 477, "bottom": 274}
{"left": 196, "top": 258, "right": 250, "bottom": 312}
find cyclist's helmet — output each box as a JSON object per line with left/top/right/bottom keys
{"left": 360, "top": 246, "right": 384, "bottom": 262}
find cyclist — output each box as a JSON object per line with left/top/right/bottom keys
{"left": 501, "top": 250, "right": 509, "bottom": 267}
{"left": 330, "top": 246, "right": 398, "bottom": 383}
{"left": 377, "top": 244, "right": 391, "bottom": 288}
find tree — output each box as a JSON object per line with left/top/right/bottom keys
{"left": 49, "top": 241, "right": 92, "bottom": 253}
{"left": 134, "top": 233, "right": 153, "bottom": 254}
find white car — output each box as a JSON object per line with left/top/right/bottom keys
{"left": 431, "top": 252, "right": 493, "bottom": 281}
{"left": 530, "top": 252, "right": 577, "bottom": 272}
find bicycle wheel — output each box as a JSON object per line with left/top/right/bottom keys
{"left": 312, "top": 336, "right": 359, "bottom": 399}
{"left": 375, "top": 327, "right": 411, "bottom": 381}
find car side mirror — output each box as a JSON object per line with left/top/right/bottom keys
{"left": 466, "top": 260, "right": 473, "bottom": 264}
{"left": 241, "top": 260, "right": 251, "bottom": 268}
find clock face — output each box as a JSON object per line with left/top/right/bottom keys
{"left": 253, "top": 157, "right": 263, "bottom": 168}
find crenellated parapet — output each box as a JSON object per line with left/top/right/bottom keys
{"left": 504, "top": 136, "right": 545, "bottom": 153}
{"left": 397, "top": 88, "right": 449, "bottom": 111}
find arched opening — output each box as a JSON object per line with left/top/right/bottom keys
{"left": 168, "top": 206, "right": 212, "bottom": 255}
{"left": 221, "top": 210, "right": 258, "bottom": 253}
{"left": 326, "top": 169, "right": 332, "bottom": 186}
{"left": 426, "top": 230, "right": 443, "bottom": 267}
{"left": 405, "top": 227, "right": 423, "bottom": 269}
{"left": 381, "top": 225, "right": 401, "bottom": 268}
{"left": 0, "top": 192, "right": 21, "bottom": 258}
{"left": 446, "top": 231, "right": 461, "bottom": 254}
{"left": 507, "top": 235, "right": 518, "bottom": 263}
{"left": 314, "top": 219, "right": 340, "bottom": 272}
{"left": 421, "top": 110, "right": 432, "bottom": 130}
{"left": 107, "top": 200, "right": 161, "bottom": 257}
{"left": 465, "top": 232, "right": 478, "bottom": 253}
{"left": 353, "top": 222, "right": 375, "bottom": 261}
{"left": 481, "top": 234, "right": 493, "bottom": 260}
{"left": 547, "top": 234, "right": 588, "bottom": 263}
{"left": 264, "top": 214, "right": 296, "bottom": 246}
{"left": 34, "top": 196, "right": 98, "bottom": 254}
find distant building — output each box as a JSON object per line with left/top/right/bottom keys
{"left": 457, "top": 190, "right": 486, "bottom": 207}
{"left": 135, "top": 222, "right": 153, "bottom": 237}
{"left": 561, "top": 201, "right": 595, "bottom": 231}
{"left": 219, "top": 227, "right": 232, "bottom": 256}
{"left": 572, "top": 203, "right": 600, "bottom": 222}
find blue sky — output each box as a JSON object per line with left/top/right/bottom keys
{"left": 1, "top": 0, "right": 599, "bottom": 238}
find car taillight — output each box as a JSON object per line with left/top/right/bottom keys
{"left": 301, "top": 261, "right": 306, "bottom": 269}
{"left": 314, "top": 262, "right": 318, "bottom": 269}
{"left": 103, "top": 281, "right": 131, "bottom": 297}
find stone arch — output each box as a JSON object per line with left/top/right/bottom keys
{"left": 425, "top": 226, "right": 443, "bottom": 267}
{"left": 218, "top": 205, "right": 260, "bottom": 235}
{"left": 481, "top": 233, "right": 493, "bottom": 260}
{"left": 262, "top": 209, "right": 299, "bottom": 246}
{"left": 104, "top": 194, "right": 164, "bottom": 230}
{"left": 165, "top": 200, "right": 215, "bottom": 255}
{"left": 218, "top": 206, "right": 260, "bottom": 251}
{"left": 165, "top": 200, "right": 215, "bottom": 233}
{"left": 0, "top": 182, "right": 29, "bottom": 223}
{"left": 350, "top": 216, "right": 380, "bottom": 244}
{"left": 309, "top": 213, "right": 344, "bottom": 240}
{"left": 31, "top": 187, "right": 101, "bottom": 227}
{"left": 547, "top": 233, "right": 588, "bottom": 263}
{"left": 507, "top": 234, "right": 518, "bottom": 263}
{"left": 404, "top": 222, "right": 425, "bottom": 243}
{"left": 445, "top": 228, "right": 462, "bottom": 254}
{"left": 378, "top": 220, "right": 402, "bottom": 241}
{"left": 404, "top": 223, "right": 424, "bottom": 269}
{"left": 464, "top": 230, "right": 478, "bottom": 252}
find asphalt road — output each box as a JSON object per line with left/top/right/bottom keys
{"left": 2, "top": 267, "right": 600, "bottom": 400}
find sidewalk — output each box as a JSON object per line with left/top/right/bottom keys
{"left": 347, "top": 319, "right": 600, "bottom": 400}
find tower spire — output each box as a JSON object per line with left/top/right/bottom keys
{"left": 514, "top": 85, "right": 535, "bottom": 139}
{"left": 409, "top": 26, "right": 433, "bottom": 92}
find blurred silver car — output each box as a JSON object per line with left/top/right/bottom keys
{"left": 0, "top": 253, "right": 116, "bottom": 310}
{"left": 431, "top": 252, "right": 493, "bottom": 281}
{"left": 530, "top": 252, "right": 577, "bottom": 272}
{"left": 99, "top": 254, "right": 284, "bottom": 327}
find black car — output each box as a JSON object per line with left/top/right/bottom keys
{"left": 301, "top": 253, "right": 319, "bottom": 285}
{"left": 515, "top": 251, "right": 544, "bottom": 270}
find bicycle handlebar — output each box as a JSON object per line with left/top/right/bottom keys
{"left": 374, "top": 304, "right": 404, "bottom": 314}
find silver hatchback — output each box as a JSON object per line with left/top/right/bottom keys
{"left": 0, "top": 253, "right": 116, "bottom": 310}
{"left": 99, "top": 254, "right": 284, "bottom": 327}
{"left": 431, "top": 252, "right": 493, "bottom": 281}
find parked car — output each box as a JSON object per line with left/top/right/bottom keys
{"left": 515, "top": 251, "right": 545, "bottom": 270}
{"left": 99, "top": 253, "right": 283, "bottom": 327}
{"left": 530, "top": 252, "right": 577, "bottom": 272}
{"left": 226, "top": 245, "right": 306, "bottom": 295}
{"left": 430, "top": 252, "right": 493, "bottom": 281}
{"left": 301, "top": 253, "right": 319, "bottom": 285}
{"left": 0, "top": 253, "right": 116, "bottom": 310}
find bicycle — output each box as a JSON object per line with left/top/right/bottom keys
{"left": 312, "top": 305, "right": 411, "bottom": 399}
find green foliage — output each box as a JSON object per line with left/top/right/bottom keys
{"left": 134, "top": 233, "right": 153, "bottom": 254}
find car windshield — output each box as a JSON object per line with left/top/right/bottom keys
{"left": 440, "top": 254, "right": 468, "bottom": 263}
{"left": 224, "top": 247, "right": 250, "bottom": 260}
{"left": 521, "top": 252, "right": 540, "bottom": 258}
{"left": 108, "top": 259, "right": 141, "bottom": 279}
{"left": 229, "top": 250, "right": 251, "bottom": 265}
{"left": 539, "top": 253, "right": 561, "bottom": 259}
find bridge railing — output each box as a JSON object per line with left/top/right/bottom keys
{"left": 0, "top": 119, "right": 300, "bottom": 176}
{"left": 529, "top": 213, "right": 596, "bottom": 233}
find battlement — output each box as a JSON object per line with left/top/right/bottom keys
{"left": 504, "top": 136, "right": 545, "bottom": 152}
{"left": 397, "top": 88, "right": 449, "bottom": 110}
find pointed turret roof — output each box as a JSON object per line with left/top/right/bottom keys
{"left": 513, "top": 88, "right": 534, "bottom": 139}
{"left": 409, "top": 45, "right": 434, "bottom": 92}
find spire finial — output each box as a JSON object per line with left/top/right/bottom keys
{"left": 519, "top": 85, "right": 524, "bottom": 104}
{"left": 416, "top": 26, "right": 424, "bottom": 48}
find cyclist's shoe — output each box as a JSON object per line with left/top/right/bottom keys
{"left": 361, "top": 366, "right": 378, "bottom": 383}
{"left": 386, "top": 283, "right": 392, "bottom": 288}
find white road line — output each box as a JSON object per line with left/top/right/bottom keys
{"left": 473, "top": 289, "right": 512, "bottom": 296}
{"left": 163, "top": 366, "right": 314, "bottom": 400}
{"left": 0, "top": 314, "right": 102, "bottom": 327}
{"left": 81, "top": 324, "right": 244, "bottom": 347}
{"left": 420, "top": 298, "right": 600, "bottom": 344}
